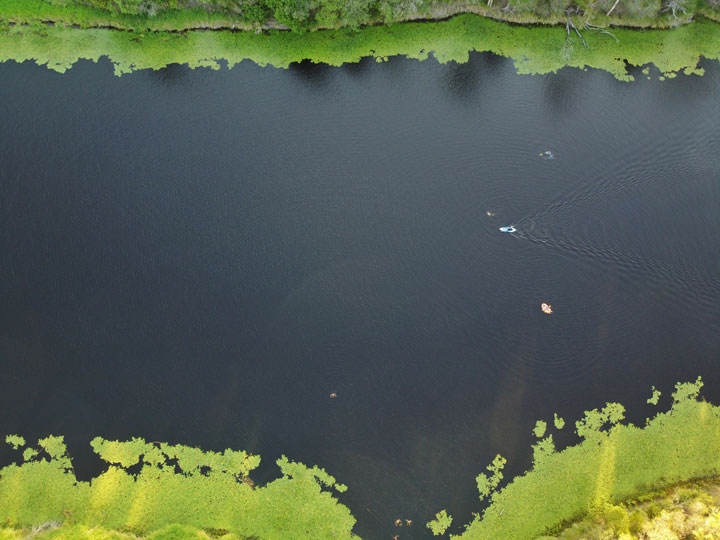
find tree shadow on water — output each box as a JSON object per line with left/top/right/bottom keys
{"left": 147, "top": 63, "right": 194, "bottom": 87}
{"left": 288, "top": 59, "right": 336, "bottom": 91}
{"left": 438, "top": 52, "right": 508, "bottom": 101}
{"left": 340, "top": 56, "right": 373, "bottom": 78}
{"left": 653, "top": 57, "right": 720, "bottom": 103}
{"left": 540, "top": 67, "right": 585, "bottom": 113}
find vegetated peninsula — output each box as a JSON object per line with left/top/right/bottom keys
{"left": 1, "top": 0, "right": 720, "bottom": 78}
{"left": 0, "top": 436, "right": 356, "bottom": 540}
{"left": 430, "top": 377, "right": 720, "bottom": 540}
{"left": 3, "top": 378, "right": 720, "bottom": 540}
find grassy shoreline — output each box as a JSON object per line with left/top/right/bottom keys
{"left": 1, "top": 13, "right": 720, "bottom": 80}
{"left": 2, "top": 380, "right": 720, "bottom": 540}
{"left": 1, "top": 0, "right": 720, "bottom": 79}
{"left": 445, "top": 378, "right": 720, "bottom": 539}
{"left": 0, "top": 436, "right": 356, "bottom": 540}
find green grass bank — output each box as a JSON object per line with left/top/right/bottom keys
{"left": 436, "top": 377, "right": 720, "bottom": 539}
{"left": 1, "top": 13, "right": 720, "bottom": 79}
{"left": 1, "top": 0, "right": 720, "bottom": 79}
{"left": 0, "top": 436, "right": 356, "bottom": 540}
{"left": 3, "top": 379, "right": 720, "bottom": 539}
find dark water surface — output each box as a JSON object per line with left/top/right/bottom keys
{"left": 2, "top": 55, "right": 720, "bottom": 538}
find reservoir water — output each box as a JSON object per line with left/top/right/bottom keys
{"left": 1, "top": 54, "right": 720, "bottom": 539}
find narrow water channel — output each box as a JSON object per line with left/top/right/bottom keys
{"left": 1, "top": 54, "right": 720, "bottom": 539}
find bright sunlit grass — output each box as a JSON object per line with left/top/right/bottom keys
{"left": 452, "top": 378, "right": 720, "bottom": 540}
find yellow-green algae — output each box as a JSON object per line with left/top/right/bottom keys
{"left": 1, "top": 14, "right": 719, "bottom": 80}
{"left": 448, "top": 377, "right": 720, "bottom": 540}
{"left": 0, "top": 436, "right": 356, "bottom": 540}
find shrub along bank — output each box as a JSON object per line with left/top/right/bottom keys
{"left": 1, "top": 0, "right": 720, "bottom": 32}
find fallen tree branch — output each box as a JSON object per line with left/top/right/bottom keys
{"left": 563, "top": 19, "right": 574, "bottom": 59}
{"left": 584, "top": 21, "right": 619, "bottom": 41}
{"left": 605, "top": 0, "right": 621, "bottom": 16}
{"left": 566, "top": 11, "right": 587, "bottom": 47}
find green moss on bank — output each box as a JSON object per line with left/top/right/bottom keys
{"left": 1, "top": 14, "right": 720, "bottom": 79}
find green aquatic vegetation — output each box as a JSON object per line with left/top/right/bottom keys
{"left": 672, "top": 376, "right": 703, "bottom": 403}
{"left": 534, "top": 420, "right": 548, "bottom": 438}
{"left": 89, "top": 437, "right": 261, "bottom": 477}
{"left": 475, "top": 454, "right": 507, "bottom": 500}
{"left": 4, "top": 436, "right": 24, "bottom": 450}
{"left": 553, "top": 413, "right": 565, "bottom": 430}
{"left": 38, "top": 436, "right": 73, "bottom": 470}
{"left": 575, "top": 401, "right": 625, "bottom": 439}
{"left": 452, "top": 377, "right": 720, "bottom": 540}
{"left": 0, "top": 436, "right": 356, "bottom": 540}
{"left": 647, "top": 385, "right": 661, "bottom": 405}
{"left": 0, "top": 11, "right": 719, "bottom": 80}
{"left": 427, "top": 509, "right": 453, "bottom": 536}
{"left": 89, "top": 437, "right": 154, "bottom": 468}
{"left": 21, "top": 448, "right": 38, "bottom": 461}
{"left": 532, "top": 435, "right": 556, "bottom": 467}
